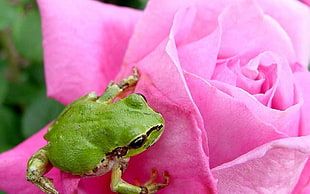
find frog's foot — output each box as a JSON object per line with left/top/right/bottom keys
{"left": 117, "top": 67, "right": 139, "bottom": 90}
{"left": 97, "top": 67, "right": 139, "bottom": 104}
{"left": 26, "top": 147, "right": 59, "bottom": 194}
{"left": 111, "top": 165, "right": 169, "bottom": 194}
{"left": 135, "top": 168, "right": 170, "bottom": 194}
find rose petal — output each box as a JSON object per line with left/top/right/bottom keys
{"left": 257, "top": 0, "right": 310, "bottom": 67}
{"left": 61, "top": 173, "right": 80, "bottom": 194}
{"left": 301, "top": 0, "right": 310, "bottom": 6}
{"left": 78, "top": 175, "right": 111, "bottom": 194}
{"left": 243, "top": 52, "right": 295, "bottom": 110}
{"left": 293, "top": 158, "right": 310, "bottom": 193}
{"left": 124, "top": 0, "right": 219, "bottom": 66}
{"left": 173, "top": 7, "right": 221, "bottom": 80}
{"left": 212, "top": 51, "right": 298, "bottom": 111}
{"left": 294, "top": 71, "right": 310, "bottom": 136}
{"left": 0, "top": 126, "right": 64, "bottom": 193}
{"left": 37, "top": 0, "right": 141, "bottom": 104}
{"left": 211, "top": 136, "right": 310, "bottom": 193}
{"left": 217, "top": 0, "right": 295, "bottom": 63}
{"left": 185, "top": 73, "right": 299, "bottom": 167}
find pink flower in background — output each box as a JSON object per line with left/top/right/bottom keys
{"left": 1, "top": 0, "right": 310, "bottom": 193}
{"left": 301, "top": 0, "right": 310, "bottom": 6}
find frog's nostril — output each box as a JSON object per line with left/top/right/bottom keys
{"left": 146, "top": 124, "right": 163, "bottom": 136}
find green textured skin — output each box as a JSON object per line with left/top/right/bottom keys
{"left": 44, "top": 93, "right": 164, "bottom": 175}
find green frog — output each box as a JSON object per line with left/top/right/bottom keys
{"left": 26, "top": 68, "right": 169, "bottom": 194}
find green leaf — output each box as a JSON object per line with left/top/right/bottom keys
{"left": 12, "top": 9, "right": 43, "bottom": 63}
{"left": 0, "top": 190, "right": 8, "bottom": 194}
{"left": 0, "top": 145, "right": 12, "bottom": 153}
{"left": 5, "top": 80, "right": 39, "bottom": 106}
{"left": 4, "top": 62, "right": 45, "bottom": 106}
{"left": 0, "top": 66, "right": 8, "bottom": 104}
{"left": 0, "top": 0, "right": 17, "bottom": 30}
{"left": 24, "top": 62, "right": 45, "bottom": 86}
{"left": 20, "top": 0, "right": 37, "bottom": 4}
{"left": 100, "top": 0, "right": 148, "bottom": 9}
{"left": 0, "top": 105, "right": 22, "bottom": 151}
{"left": 138, "top": 0, "right": 148, "bottom": 9}
{"left": 22, "top": 90, "right": 64, "bottom": 138}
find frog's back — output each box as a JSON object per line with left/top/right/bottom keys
{"left": 43, "top": 94, "right": 163, "bottom": 175}
{"left": 44, "top": 101, "right": 119, "bottom": 174}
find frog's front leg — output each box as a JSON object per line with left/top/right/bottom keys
{"left": 111, "top": 163, "right": 169, "bottom": 194}
{"left": 97, "top": 67, "right": 139, "bottom": 104}
{"left": 26, "top": 146, "right": 58, "bottom": 194}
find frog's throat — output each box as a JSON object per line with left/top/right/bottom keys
{"left": 108, "top": 146, "right": 129, "bottom": 158}
{"left": 82, "top": 146, "right": 130, "bottom": 177}
{"left": 82, "top": 157, "right": 129, "bottom": 177}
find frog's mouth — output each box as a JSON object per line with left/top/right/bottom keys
{"left": 107, "top": 124, "right": 164, "bottom": 159}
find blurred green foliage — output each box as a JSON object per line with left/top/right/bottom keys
{"left": 0, "top": 0, "right": 149, "bottom": 156}
{"left": 0, "top": 0, "right": 65, "bottom": 153}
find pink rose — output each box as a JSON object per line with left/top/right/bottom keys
{"left": 301, "top": 0, "right": 310, "bottom": 6}
{"left": 1, "top": 0, "right": 310, "bottom": 193}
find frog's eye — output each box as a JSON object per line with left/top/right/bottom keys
{"left": 124, "top": 94, "right": 146, "bottom": 109}
{"left": 128, "top": 135, "right": 147, "bottom": 149}
{"left": 136, "top": 93, "right": 147, "bottom": 102}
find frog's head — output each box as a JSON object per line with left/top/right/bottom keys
{"left": 112, "top": 93, "right": 165, "bottom": 158}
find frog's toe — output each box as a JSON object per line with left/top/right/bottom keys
{"left": 136, "top": 168, "right": 170, "bottom": 194}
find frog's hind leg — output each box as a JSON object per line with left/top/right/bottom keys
{"left": 26, "top": 146, "right": 59, "bottom": 194}
{"left": 97, "top": 67, "right": 139, "bottom": 104}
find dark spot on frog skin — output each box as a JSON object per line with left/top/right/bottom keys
{"left": 117, "top": 83, "right": 129, "bottom": 90}
{"left": 90, "top": 163, "right": 108, "bottom": 174}
{"left": 75, "top": 125, "right": 81, "bottom": 130}
{"left": 107, "top": 146, "right": 129, "bottom": 158}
